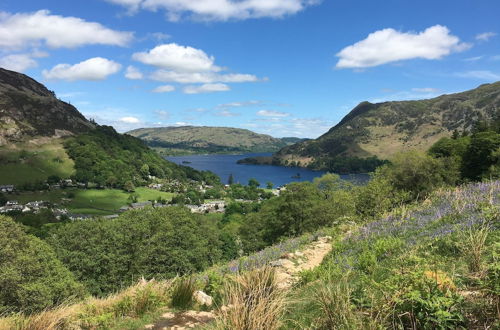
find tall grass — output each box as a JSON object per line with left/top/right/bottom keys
{"left": 459, "top": 224, "right": 490, "bottom": 274}
{"left": 213, "top": 267, "right": 285, "bottom": 330}
{"left": 0, "top": 279, "right": 172, "bottom": 330}
{"left": 171, "top": 277, "right": 197, "bottom": 310}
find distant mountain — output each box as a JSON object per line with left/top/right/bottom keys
{"left": 127, "top": 126, "right": 306, "bottom": 155}
{"left": 272, "top": 82, "right": 500, "bottom": 171}
{"left": 0, "top": 68, "right": 95, "bottom": 146}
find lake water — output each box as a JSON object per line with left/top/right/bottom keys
{"left": 166, "top": 153, "right": 369, "bottom": 187}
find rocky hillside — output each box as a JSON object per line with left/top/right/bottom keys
{"left": 127, "top": 126, "right": 304, "bottom": 155}
{"left": 0, "top": 68, "right": 95, "bottom": 146}
{"left": 276, "top": 82, "right": 500, "bottom": 167}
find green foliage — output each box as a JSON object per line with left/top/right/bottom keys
{"left": 392, "top": 271, "right": 465, "bottom": 329}
{"left": 0, "top": 215, "right": 86, "bottom": 313}
{"left": 0, "top": 193, "right": 6, "bottom": 206}
{"left": 239, "top": 181, "right": 355, "bottom": 251}
{"left": 380, "top": 151, "right": 460, "bottom": 200}
{"left": 47, "top": 207, "right": 224, "bottom": 296}
{"left": 171, "top": 277, "right": 196, "bottom": 310}
{"left": 462, "top": 131, "right": 500, "bottom": 180}
{"left": 248, "top": 178, "right": 260, "bottom": 188}
{"left": 63, "top": 126, "right": 218, "bottom": 188}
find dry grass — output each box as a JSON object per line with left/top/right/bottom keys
{"left": 212, "top": 267, "right": 286, "bottom": 330}
{"left": 0, "top": 279, "right": 173, "bottom": 330}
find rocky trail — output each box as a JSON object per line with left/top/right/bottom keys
{"left": 145, "top": 236, "right": 333, "bottom": 330}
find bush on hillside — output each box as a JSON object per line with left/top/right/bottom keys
{"left": 0, "top": 215, "right": 86, "bottom": 313}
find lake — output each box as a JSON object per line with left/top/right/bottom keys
{"left": 166, "top": 153, "right": 369, "bottom": 187}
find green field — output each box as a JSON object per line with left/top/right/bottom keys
{"left": 13, "top": 187, "right": 175, "bottom": 215}
{"left": 0, "top": 141, "right": 74, "bottom": 185}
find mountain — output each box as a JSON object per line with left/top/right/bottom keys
{"left": 0, "top": 69, "right": 214, "bottom": 187}
{"left": 0, "top": 68, "right": 95, "bottom": 146}
{"left": 127, "top": 126, "right": 306, "bottom": 155}
{"left": 272, "top": 82, "right": 500, "bottom": 170}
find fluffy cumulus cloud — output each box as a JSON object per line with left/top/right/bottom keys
{"left": 0, "top": 53, "right": 37, "bottom": 72}
{"left": 336, "top": 25, "right": 470, "bottom": 69}
{"left": 119, "top": 116, "right": 141, "bottom": 123}
{"left": 104, "top": 0, "right": 319, "bottom": 21}
{"left": 133, "top": 43, "right": 219, "bottom": 72}
{"left": 125, "top": 65, "right": 144, "bottom": 80}
{"left": 42, "top": 57, "right": 122, "bottom": 81}
{"left": 152, "top": 84, "right": 176, "bottom": 93}
{"left": 0, "top": 10, "right": 133, "bottom": 50}
{"left": 257, "top": 110, "right": 290, "bottom": 117}
{"left": 475, "top": 32, "right": 496, "bottom": 42}
{"left": 183, "top": 83, "right": 230, "bottom": 94}
{"left": 134, "top": 43, "right": 260, "bottom": 92}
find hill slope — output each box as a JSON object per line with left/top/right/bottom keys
{"left": 127, "top": 126, "right": 304, "bottom": 155}
{"left": 0, "top": 69, "right": 214, "bottom": 187}
{"left": 0, "top": 68, "right": 95, "bottom": 146}
{"left": 275, "top": 82, "right": 500, "bottom": 169}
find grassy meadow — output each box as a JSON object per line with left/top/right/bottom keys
{"left": 0, "top": 141, "right": 74, "bottom": 185}
{"left": 14, "top": 187, "right": 175, "bottom": 215}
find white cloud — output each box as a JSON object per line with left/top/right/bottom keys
{"left": 411, "top": 87, "right": 441, "bottom": 93}
{"left": 105, "top": 0, "right": 319, "bottom": 21}
{"left": 0, "top": 10, "right": 133, "bottom": 50}
{"left": 152, "top": 84, "right": 176, "bottom": 93}
{"left": 217, "top": 100, "right": 263, "bottom": 108}
{"left": 216, "top": 109, "right": 240, "bottom": 117}
{"left": 125, "top": 65, "right": 144, "bottom": 79}
{"left": 119, "top": 116, "right": 141, "bottom": 123}
{"left": 464, "top": 56, "right": 483, "bottom": 62}
{"left": 42, "top": 57, "right": 122, "bottom": 81}
{"left": 0, "top": 53, "right": 37, "bottom": 72}
{"left": 183, "top": 83, "right": 230, "bottom": 94}
{"left": 154, "top": 110, "right": 170, "bottom": 119}
{"left": 104, "top": 0, "right": 143, "bottom": 13}
{"left": 133, "top": 43, "right": 219, "bottom": 72}
{"left": 336, "top": 25, "right": 470, "bottom": 69}
{"left": 257, "top": 110, "right": 290, "bottom": 117}
{"left": 456, "top": 70, "right": 500, "bottom": 81}
{"left": 475, "top": 32, "right": 496, "bottom": 42}
{"left": 150, "top": 70, "right": 258, "bottom": 84}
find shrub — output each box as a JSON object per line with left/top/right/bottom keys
{"left": 392, "top": 270, "right": 465, "bottom": 329}
{"left": 0, "top": 215, "right": 86, "bottom": 314}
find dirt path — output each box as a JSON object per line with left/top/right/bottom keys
{"left": 273, "top": 236, "right": 333, "bottom": 289}
{"left": 145, "top": 236, "right": 333, "bottom": 329}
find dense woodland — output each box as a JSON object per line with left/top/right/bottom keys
{"left": 63, "top": 126, "right": 219, "bottom": 188}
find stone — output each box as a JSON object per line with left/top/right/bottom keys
{"left": 193, "top": 290, "right": 213, "bottom": 306}
{"left": 269, "top": 259, "right": 285, "bottom": 267}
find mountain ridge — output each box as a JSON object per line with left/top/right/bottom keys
{"left": 127, "top": 126, "right": 306, "bottom": 155}
{"left": 0, "top": 68, "right": 95, "bottom": 146}
{"left": 273, "top": 82, "right": 500, "bottom": 170}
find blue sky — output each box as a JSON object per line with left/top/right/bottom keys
{"left": 0, "top": 0, "right": 499, "bottom": 137}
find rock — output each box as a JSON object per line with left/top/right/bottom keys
{"left": 294, "top": 251, "right": 304, "bottom": 257}
{"left": 193, "top": 290, "right": 213, "bottom": 306}
{"left": 269, "top": 259, "right": 285, "bottom": 267}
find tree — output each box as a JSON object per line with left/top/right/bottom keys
{"left": 46, "top": 207, "right": 223, "bottom": 296}
{"left": 462, "top": 131, "right": 500, "bottom": 180}
{"left": 266, "top": 181, "right": 274, "bottom": 189}
{"left": 248, "top": 178, "right": 260, "bottom": 188}
{"left": 0, "top": 215, "right": 85, "bottom": 313}
{"left": 47, "top": 175, "right": 61, "bottom": 184}
{"left": 228, "top": 173, "right": 234, "bottom": 185}
{"left": 123, "top": 181, "right": 135, "bottom": 192}
{"left": 0, "top": 193, "right": 6, "bottom": 206}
